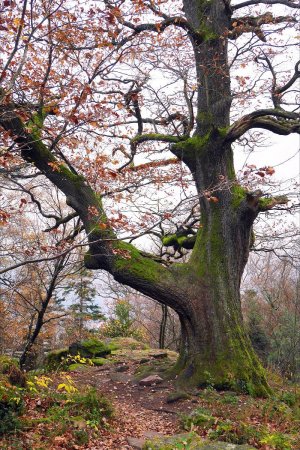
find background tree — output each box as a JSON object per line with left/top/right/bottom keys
{"left": 61, "top": 268, "right": 105, "bottom": 341}
{"left": 243, "top": 253, "right": 300, "bottom": 380}
{"left": 0, "top": 0, "right": 299, "bottom": 394}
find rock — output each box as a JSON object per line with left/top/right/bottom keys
{"left": 199, "top": 444, "right": 255, "bottom": 449}
{"left": 166, "top": 391, "right": 191, "bottom": 403}
{"left": 110, "top": 372, "right": 134, "bottom": 383}
{"left": 127, "top": 437, "right": 145, "bottom": 449}
{"left": 115, "top": 364, "right": 129, "bottom": 372}
{"left": 143, "top": 432, "right": 256, "bottom": 449}
{"left": 149, "top": 352, "right": 168, "bottom": 359}
{"left": 91, "top": 357, "right": 107, "bottom": 366}
{"left": 127, "top": 432, "right": 164, "bottom": 449}
{"left": 139, "top": 375, "right": 163, "bottom": 386}
{"left": 69, "top": 339, "right": 111, "bottom": 358}
{"left": 44, "top": 348, "right": 69, "bottom": 370}
{"left": 67, "top": 363, "right": 89, "bottom": 372}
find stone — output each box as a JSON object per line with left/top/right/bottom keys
{"left": 69, "top": 339, "right": 111, "bottom": 358}
{"left": 149, "top": 352, "right": 168, "bottom": 359}
{"left": 115, "top": 364, "right": 129, "bottom": 372}
{"left": 44, "top": 348, "right": 69, "bottom": 370}
{"left": 166, "top": 391, "right": 191, "bottom": 403}
{"left": 110, "top": 372, "right": 134, "bottom": 383}
{"left": 127, "top": 437, "right": 145, "bottom": 449}
{"left": 143, "top": 433, "right": 256, "bottom": 450}
{"left": 127, "top": 432, "right": 164, "bottom": 449}
{"left": 139, "top": 375, "right": 163, "bottom": 386}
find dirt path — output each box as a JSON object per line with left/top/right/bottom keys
{"left": 71, "top": 360, "right": 197, "bottom": 449}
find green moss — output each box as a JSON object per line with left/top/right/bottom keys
{"left": 217, "top": 127, "right": 230, "bottom": 138}
{"left": 231, "top": 185, "right": 248, "bottom": 209}
{"left": 162, "top": 234, "right": 178, "bottom": 247}
{"left": 69, "top": 339, "right": 111, "bottom": 358}
{"left": 67, "top": 363, "right": 89, "bottom": 371}
{"left": 26, "top": 109, "right": 48, "bottom": 139}
{"left": 91, "top": 357, "right": 108, "bottom": 366}
{"left": 162, "top": 233, "right": 196, "bottom": 250}
{"left": 132, "top": 133, "right": 185, "bottom": 144}
{"left": 107, "top": 337, "right": 149, "bottom": 351}
{"left": 58, "top": 164, "right": 86, "bottom": 184}
{"left": 44, "top": 348, "right": 69, "bottom": 370}
{"left": 114, "top": 241, "right": 164, "bottom": 284}
{"left": 143, "top": 432, "right": 203, "bottom": 450}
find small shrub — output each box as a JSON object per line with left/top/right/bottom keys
{"left": 73, "top": 429, "right": 89, "bottom": 445}
{"left": 69, "top": 387, "right": 113, "bottom": 425}
{"left": 0, "top": 383, "right": 24, "bottom": 435}
{"left": 0, "top": 356, "right": 18, "bottom": 374}
{"left": 260, "top": 432, "right": 292, "bottom": 450}
{"left": 208, "top": 420, "right": 260, "bottom": 445}
{"left": 279, "top": 391, "right": 299, "bottom": 407}
{"left": 220, "top": 393, "right": 239, "bottom": 405}
{"left": 181, "top": 407, "right": 215, "bottom": 431}
{"left": 44, "top": 348, "right": 69, "bottom": 370}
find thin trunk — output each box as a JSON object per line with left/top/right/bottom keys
{"left": 159, "top": 304, "right": 168, "bottom": 349}
{"left": 19, "top": 257, "right": 65, "bottom": 370}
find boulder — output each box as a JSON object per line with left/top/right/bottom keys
{"left": 149, "top": 352, "right": 168, "bottom": 359}
{"left": 68, "top": 339, "right": 111, "bottom": 358}
{"left": 166, "top": 391, "right": 191, "bottom": 403}
{"left": 139, "top": 375, "right": 163, "bottom": 386}
{"left": 115, "top": 364, "right": 129, "bottom": 372}
{"left": 110, "top": 372, "right": 134, "bottom": 383}
{"left": 44, "top": 348, "right": 69, "bottom": 370}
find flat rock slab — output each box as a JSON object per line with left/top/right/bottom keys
{"left": 115, "top": 364, "right": 130, "bottom": 372}
{"left": 198, "top": 443, "right": 255, "bottom": 450}
{"left": 110, "top": 372, "right": 134, "bottom": 383}
{"left": 142, "top": 433, "right": 256, "bottom": 450}
{"left": 127, "top": 432, "right": 164, "bottom": 449}
{"left": 139, "top": 375, "right": 164, "bottom": 386}
{"left": 149, "top": 352, "right": 168, "bottom": 359}
{"left": 127, "top": 437, "right": 145, "bottom": 449}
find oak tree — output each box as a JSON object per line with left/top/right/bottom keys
{"left": 0, "top": 0, "right": 299, "bottom": 395}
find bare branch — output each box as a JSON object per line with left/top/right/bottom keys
{"left": 232, "top": 0, "right": 300, "bottom": 11}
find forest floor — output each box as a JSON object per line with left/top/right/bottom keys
{"left": 0, "top": 344, "right": 299, "bottom": 450}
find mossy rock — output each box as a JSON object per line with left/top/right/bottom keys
{"left": 68, "top": 363, "right": 89, "bottom": 372}
{"left": 106, "top": 337, "right": 149, "bottom": 351}
{"left": 69, "top": 339, "right": 111, "bottom": 358}
{"left": 91, "top": 357, "right": 107, "bottom": 366}
{"left": 166, "top": 391, "right": 191, "bottom": 403}
{"left": 143, "top": 432, "right": 255, "bottom": 449}
{"left": 44, "top": 348, "right": 69, "bottom": 370}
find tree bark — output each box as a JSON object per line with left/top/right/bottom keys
{"left": 159, "top": 304, "right": 168, "bottom": 349}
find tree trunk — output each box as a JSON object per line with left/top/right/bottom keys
{"left": 159, "top": 304, "right": 168, "bottom": 349}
